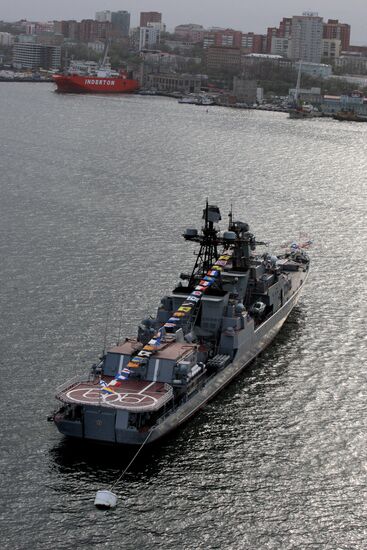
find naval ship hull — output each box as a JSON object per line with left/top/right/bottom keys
{"left": 54, "top": 270, "right": 307, "bottom": 446}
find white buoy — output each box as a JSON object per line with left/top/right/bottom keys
{"left": 93, "top": 431, "right": 153, "bottom": 508}
{"left": 94, "top": 490, "right": 117, "bottom": 509}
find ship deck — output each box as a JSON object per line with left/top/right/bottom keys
{"left": 56, "top": 377, "right": 173, "bottom": 412}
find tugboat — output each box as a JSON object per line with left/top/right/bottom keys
{"left": 50, "top": 204, "right": 310, "bottom": 445}
{"left": 333, "top": 109, "right": 367, "bottom": 122}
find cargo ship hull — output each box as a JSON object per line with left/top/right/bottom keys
{"left": 53, "top": 74, "right": 140, "bottom": 94}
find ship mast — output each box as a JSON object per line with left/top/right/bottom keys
{"left": 294, "top": 61, "right": 302, "bottom": 103}
{"left": 184, "top": 201, "right": 221, "bottom": 287}
{"left": 100, "top": 40, "right": 110, "bottom": 69}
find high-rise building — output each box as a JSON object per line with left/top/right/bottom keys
{"left": 54, "top": 20, "right": 79, "bottom": 41}
{"left": 270, "top": 37, "right": 290, "bottom": 57}
{"left": 242, "top": 33, "right": 265, "bottom": 54}
{"left": 174, "top": 24, "right": 204, "bottom": 43}
{"left": 111, "top": 11, "right": 130, "bottom": 37}
{"left": 95, "top": 11, "right": 112, "bottom": 22}
{"left": 79, "top": 20, "right": 112, "bottom": 42}
{"left": 288, "top": 13, "right": 323, "bottom": 63}
{"left": 139, "top": 26, "right": 160, "bottom": 50}
{"left": 214, "top": 29, "right": 242, "bottom": 48}
{"left": 266, "top": 17, "right": 292, "bottom": 53}
{"left": 140, "top": 12, "right": 162, "bottom": 27}
{"left": 323, "top": 19, "right": 350, "bottom": 51}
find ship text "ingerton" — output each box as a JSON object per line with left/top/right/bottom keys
{"left": 85, "top": 79, "right": 116, "bottom": 86}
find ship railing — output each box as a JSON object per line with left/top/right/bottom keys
{"left": 55, "top": 374, "right": 89, "bottom": 395}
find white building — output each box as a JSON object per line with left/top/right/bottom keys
{"left": 270, "top": 37, "right": 290, "bottom": 57}
{"left": 0, "top": 32, "right": 14, "bottom": 46}
{"left": 87, "top": 41, "right": 105, "bottom": 54}
{"left": 334, "top": 54, "right": 367, "bottom": 73}
{"left": 139, "top": 26, "right": 160, "bottom": 50}
{"left": 13, "top": 43, "right": 61, "bottom": 69}
{"left": 288, "top": 12, "right": 323, "bottom": 63}
{"left": 322, "top": 39, "right": 341, "bottom": 59}
{"left": 294, "top": 60, "right": 332, "bottom": 78}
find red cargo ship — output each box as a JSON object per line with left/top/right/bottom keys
{"left": 52, "top": 56, "right": 140, "bottom": 94}
{"left": 53, "top": 71, "right": 139, "bottom": 94}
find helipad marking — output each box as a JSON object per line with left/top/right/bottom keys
{"left": 65, "top": 384, "right": 158, "bottom": 409}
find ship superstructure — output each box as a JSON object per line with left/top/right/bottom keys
{"left": 51, "top": 204, "right": 310, "bottom": 445}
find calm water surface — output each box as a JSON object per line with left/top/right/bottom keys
{"left": 0, "top": 83, "right": 367, "bottom": 549}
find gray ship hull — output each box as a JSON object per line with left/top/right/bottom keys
{"left": 63, "top": 271, "right": 306, "bottom": 446}
{"left": 137, "top": 272, "right": 306, "bottom": 444}
{"left": 53, "top": 203, "right": 310, "bottom": 447}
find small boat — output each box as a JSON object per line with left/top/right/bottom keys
{"left": 289, "top": 103, "right": 322, "bottom": 119}
{"left": 333, "top": 110, "right": 367, "bottom": 122}
{"left": 178, "top": 95, "right": 200, "bottom": 104}
{"left": 288, "top": 61, "right": 322, "bottom": 119}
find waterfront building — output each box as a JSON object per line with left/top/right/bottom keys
{"left": 232, "top": 76, "right": 257, "bottom": 102}
{"left": 13, "top": 43, "right": 61, "bottom": 69}
{"left": 144, "top": 72, "right": 202, "bottom": 93}
{"left": 288, "top": 86, "right": 321, "bottom": 103}
{"left": 140, "top": 12, "right": 162, "bottom": 27}
{"left": 323, "top": 19, "right": 350, "bottom": 51}
{"left": 320, "top": 91, "right": 367, "bottom": 116}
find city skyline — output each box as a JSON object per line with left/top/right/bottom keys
{"left": 1, "top": 0, "right": 366, "bottom": 45}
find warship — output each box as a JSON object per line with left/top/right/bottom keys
{"left": 50, "top": 204, "right": 310, "bottom": 445}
